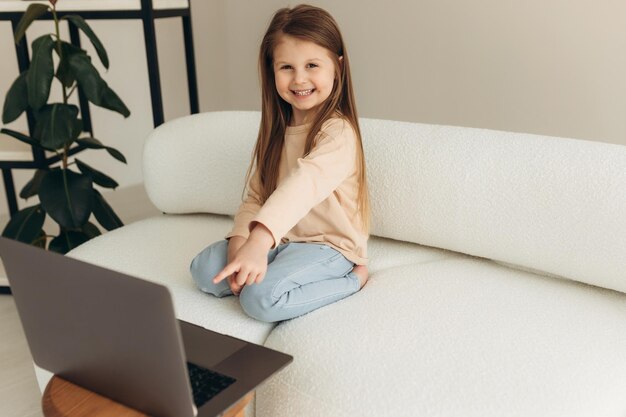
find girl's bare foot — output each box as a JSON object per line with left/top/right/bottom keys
{"left": 352, "top": 265, "right": 369, "bottom": 289}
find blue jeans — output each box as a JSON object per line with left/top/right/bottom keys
{"left": 190, "top": 240, "right": 360, "bottom": 322}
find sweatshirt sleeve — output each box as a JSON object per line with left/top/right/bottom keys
{"left": 250, "top": 119, "right": 357, "bottom": 247}
{"left": 225, "top": 167, "right": 263, "bottom": 240}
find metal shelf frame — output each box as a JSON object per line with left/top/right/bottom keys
{"left": 0, "top": 0, "right": 199, "bottom": 217}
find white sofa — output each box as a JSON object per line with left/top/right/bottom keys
{"left": 36, "top": 111, "right": 626, "bottom": 416}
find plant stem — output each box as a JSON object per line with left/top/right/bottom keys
{"left": 51, "top": 5, "right": 66, "bottom": 105}
{"left": 67, "top": 83, "right": 77, "bottom": 99}
{"left": 61, "top": 165, "right": 78, "bottom": 227}
{"left": 52, "top": 3, "right": 69, "bottom": 170}
{"left": 63, "top": 144, "right": 68, "bottom": 169}
{"left": 32, "top": 234, "right": 55, "bottom": 246}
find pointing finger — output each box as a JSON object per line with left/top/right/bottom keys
{"left": 213, "top": 263, "right": 237, "bottom": 284}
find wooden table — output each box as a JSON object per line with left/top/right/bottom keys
{"left": 42, "top": 376, "right": 253, "bottom": 417}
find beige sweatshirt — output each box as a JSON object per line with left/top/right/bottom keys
{"left": 225, "top": 117, "right": 368, "bottom": 265}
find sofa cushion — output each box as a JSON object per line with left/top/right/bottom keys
{"left": 143, "top": 111, "right": 259, "bottom": 217}
{"left": 143, "top": 111, "right": 626, "bottom": 293}
{"left": 360, "top": 118, "right": 626, "bottom": 294}
{"left": 67, "top": 214, "right": 453, "bottom": 338}
{"left": 67, "top": 214, "right": 274, "bottom": 344}
{"left": 259, "top": 257, "right": 626, "bottom": 417}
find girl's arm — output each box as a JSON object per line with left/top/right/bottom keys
{"left": 227, "top": 236, "right": 247, "bottom": 260}
{"left": 226, "top": 169, "right": 264, "bottom": 241}
{"left": 214, "top": 223, "right": 274, "bottom": 286}
{"left": 250, "top": 120, "right": 357, "bottom": 247}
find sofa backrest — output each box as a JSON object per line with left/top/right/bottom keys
{"left": 144, "top": 111, "right": 626, "bottom": 293}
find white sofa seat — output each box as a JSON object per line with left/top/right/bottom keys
{"left": 67, "top": 214, "right": 274, "bottom": 344}
{"left": 64, "top": 213, "right": 459, "bottom": 342}
{"left": 260, "top": 255, "right": 626, "bottom": 417}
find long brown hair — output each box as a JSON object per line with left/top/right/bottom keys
{"left": 246, "top": 4, "right": 370, "bottom": 232}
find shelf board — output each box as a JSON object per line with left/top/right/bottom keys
{"left": 0, "top": 0, "right": 189, "bottom": 12}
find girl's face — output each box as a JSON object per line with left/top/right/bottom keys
{"left": 273, "top": 35, "right": 338, "bottom": 126}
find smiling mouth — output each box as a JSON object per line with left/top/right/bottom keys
{"left": 291, "top": 88, "right": 315, "bottom": 96}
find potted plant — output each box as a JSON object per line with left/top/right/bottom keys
{"left": 1, "top": 0, "right": 130, "bottom": 254}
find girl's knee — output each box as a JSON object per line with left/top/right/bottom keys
{"left": 190, "top": 253, "right": 211, "bottom": 289}
{"left": 190, "top": 240, "right": 229, "bottom": 295}
{"left": 239, "top": 284, "right": 281, "bottom": 322}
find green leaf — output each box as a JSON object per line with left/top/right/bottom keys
{"left": 34, "top": 103, "right": 80, "bottom": 150}
{"left": 92, "top": 189, "right": 123, "bottom": 231}
{"left": 75, "top": 158, "right": 118, "bottom": 189}
{"left": 100, "top": 86, "right": 130, "bottom": 117}
{"left": 49, "top": 229, "right": 90, "bottom": 254}
{"left": 20, "top": 169, "right": 48, "bottom": 199}
{"left": 14, "top": 3, "right": 49, "bottom": 44}
{"left": 0, "top": 128, "right": 47, "bottom": 150}
{"left": 2, "top": 71, "right": 29, "bottom": 124}
{"left": 39, "top": 169, "right": 94, "bottom": 229}
{"left": 27, "top": 35, "right": 55, "bottom": 110}
{"left": 67, "top": 52, "right": 104, "bottom": 101}
{"left": 72, "top": 117, "right": 84, "bottom": 141}
{"left": 105, "top": 146, "right": 126, "bottom": 163}
{"left": 1, "top": 205, "right": 46, "bottom": 244}
{"left": 82, "top": 221, "right": 101, "bottom": 239}
{"left": 67, "top": 52, "right": 130, "bottom": 117}
{"left": 55, "top": 42, "right": 84, "bottom": 88}
{"left": 62, "top": 15, "right": 109, "bottom": 69}
{"left": 76, "top": 137, "right": 126, "bottom": 163}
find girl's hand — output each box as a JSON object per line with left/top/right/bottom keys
{"left": 213, "top": 223, "right": 274, "bottom": 287}
{"left": 227, "top": 275, "right": 243, "bottom": 295}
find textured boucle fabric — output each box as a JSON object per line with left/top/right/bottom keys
{"left": 66, "top": 214, "right": 273, "bottom": 344}
{"left": 259, "top": 257, "right": 626, "bottom": 417}
{"left": 144, "top": 111, "right": 626, "bottom": 293}
{"left": 360, "top": 118, "right": 626, "bottom": 293}
{"left": 66, "top": 216, "right": 450, "bottom": 340}
{"left": 143, "top": 111, "right": 259, "bottom": 216}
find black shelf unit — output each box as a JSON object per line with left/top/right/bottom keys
{"left": 0, "top": 0, "right": 199, "bottom": 293}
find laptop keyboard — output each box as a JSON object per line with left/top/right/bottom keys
{"left": 186, "top": 362, "right": 236, "bottom": 408}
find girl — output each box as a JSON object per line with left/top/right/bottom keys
{"left": 190, "top": 4, "right": 370, "bottom": 323}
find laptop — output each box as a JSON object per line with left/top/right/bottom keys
{"left": 0, "top": 237, "right": 292, "bottom": 417}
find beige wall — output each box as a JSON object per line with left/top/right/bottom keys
{"left": 1, "top": 0, "right": 625, "bottom": 216}
{"left": 204, "top": 0, "right": 626, "bottom": 145}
